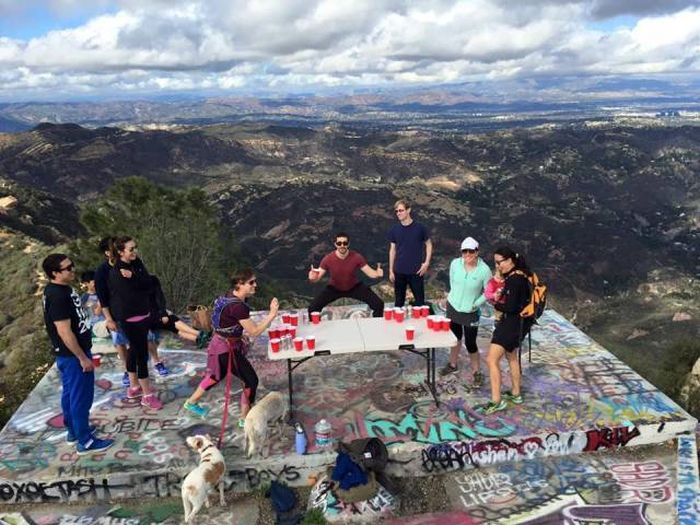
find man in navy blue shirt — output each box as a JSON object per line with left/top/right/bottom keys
{"left": 387, "top": 198, "right": 432, "bottom": 307}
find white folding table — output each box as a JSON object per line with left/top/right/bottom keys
{"left": 267, "top": 317, "right": 457, "bottom": 419}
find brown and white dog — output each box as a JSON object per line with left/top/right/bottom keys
{"left": 244, "top": 391, "right": 287, "bottom": 458}
{"left": 181, "top": 434, "right": 226, "bottom": 523}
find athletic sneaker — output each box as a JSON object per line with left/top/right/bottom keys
{"left": 126, "top": 386, "right": 143, "bottom": 399}
{"left": 502, "top": 390, "right": 524, "bottom": 404}
{"left": 439, "top": 363, "right": 458, "bottom": 376}
{"left": 77, "top": 437, "right": 114, "bottom": 456}
{"left": 472, "top": 370, "right": 484, "bottom": 387}
{"left": 141, "top": 393, "right": 164, "bottom": 410}
{"left": 154, "top": 362, "right": 170, "bottom": 377}
{"left": 66, "top": 425, "right": 97, "bottom": 443}
{"left": 122, "top": 372, "right": 130, "bottom": 387}
{"left": 477, "top": 399, "right": 507, "bottom": 415}
{"left": 183, "top": 401, "right": 208, "bottom": 417}
{"left": 195, "top": 331, "right": 212, "bottom": 349}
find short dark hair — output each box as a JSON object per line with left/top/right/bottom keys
{"left": 335, "top": 232, "right": 350, "bottom": 242}
{"left": 231, "top": 268, "right": 255, "bottom": 291}
{"left": 98, "top": 236, "right": 114, "bottom": 254}
{"left": 42, "top": 253, "right": 69, "bottom": 280}
{"left": 80, "top": 270, "right": 96, "bottom": 283}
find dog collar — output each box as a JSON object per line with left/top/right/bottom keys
{"left": 200, "top": 444, "right": 213, "bottom": 454}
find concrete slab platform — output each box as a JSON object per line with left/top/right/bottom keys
{"left": 0, "top": 304, "right": 697, "bottom": 506}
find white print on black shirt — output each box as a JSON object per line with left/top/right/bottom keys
{"left": 71, "top": 289, "right": 91, "bottom": 335}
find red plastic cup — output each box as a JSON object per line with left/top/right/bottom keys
{"left": 405, "top": 326, "right": 415, "bottom": 341}
{"left": 306, "top": 336, "right": 316, "bottom": 350}
{"left": 293, "top": 337, "right": 304, "bottom": 351}
{"left": 412, "top": 306, "right": 422, "bottom": 318}
{"left": 383, "top": 308, "right": 393, "bottom": 320}
{"left": 91, "top": 354, "right": 102, "bottom": 367}
{"left": 395, "top": 309, "right": 405, "bottom": 323}
{"left": 270, "top": 338, "right": 281, "bottom": 352}
{"left": 441, "top": 318, "right": 451, "bottom": 331}
{"left": 421, "top": 305, "right": 430, "bottom": 317}
{"left": 282, "top": 313, "right": 291, "bottom": 324}
{"left": 289, "top": 314, "right": 299, "bottom": 326}
{"left": 268, "top": 328, "right": 280, "bottom": 339}
{"left": 288, "top": 326, "right": 297, "bottom": 338}
{"left": 427, "top": 315, "right": 435, "bottom": 329}
{"left": 310, "top": 311, "right": 321, "bottom": 324}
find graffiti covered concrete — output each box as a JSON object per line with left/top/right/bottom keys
{"left": 0, "top": 305, "right": 696, "bottom": 504}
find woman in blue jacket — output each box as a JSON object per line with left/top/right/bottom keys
{"left": 439, "top": 236, "right": 491, "bottom": 387}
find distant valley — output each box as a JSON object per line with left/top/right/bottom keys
{"left": 0, "top": 118, "right": 698, "bottom": 417}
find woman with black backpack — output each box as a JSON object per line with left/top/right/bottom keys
{"left": 478, "top": 246, "right": 534, "bottom": 415}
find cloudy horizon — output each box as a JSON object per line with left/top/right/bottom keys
{"left": 0, "top": 0, "right": 698, "bottom": 102}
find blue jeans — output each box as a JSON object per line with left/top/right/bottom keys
{"left": 56, "top": 354, "right": 95, "bottom": 446}
{"left": 393, "top": 272, "right": 425, "bottom": 307}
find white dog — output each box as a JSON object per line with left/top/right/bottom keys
{"left": 181, "top": 434, "right": 226, "bottom": 524}
{"left": 244, "top": 391, "right": 288, "bottom": 458}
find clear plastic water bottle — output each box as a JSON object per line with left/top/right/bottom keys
{"left": 294, "top": 422, "right": 307, "bottom": 455}
{"left": 314, "top": 418, "right": 332, "bottom": 448}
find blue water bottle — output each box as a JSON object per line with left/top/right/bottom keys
{"left": 294, "top": 422, "right": 307, "bottom": 455}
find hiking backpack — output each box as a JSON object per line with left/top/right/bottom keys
{"left": 211, "top": 295, "right": 243, "bottom": 336}
{"left": 514, "top": 270, "right": 547, "bottom": 321}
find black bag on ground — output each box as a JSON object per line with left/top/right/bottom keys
{"left": 337, "top": 438, "right": 388, "bottom": 474}
{"left": 267, "top": 480, "right": 296, "bottom": 513}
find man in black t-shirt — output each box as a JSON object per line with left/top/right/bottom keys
{"left": 42, "top": 253, "right": 114, "bottom": 455}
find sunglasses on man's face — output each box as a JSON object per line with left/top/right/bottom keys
{"left": 247, "top": 279, "right": 257, "bottom": 285}
{"left": 335, "top": 241, "right": 349, "bottom": 246}
{"left": 59, "top": 263, "right": 75, "bottom": 272}
{"left": 462, "top": 249, "right": 477, "bottom": 254}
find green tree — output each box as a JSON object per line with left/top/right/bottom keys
{"left": 78, "top": 177, "right": 235, "bottom": 312}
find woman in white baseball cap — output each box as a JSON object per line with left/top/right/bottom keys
{"left": 439, "top": 236, "right": 492, "bottom": 387}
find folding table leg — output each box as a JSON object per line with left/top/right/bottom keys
{"left": 424, "top": 348, "right": 440, "bottom": 408}
{"left": 287, "top": 359, "right": 294, "bottom": 422}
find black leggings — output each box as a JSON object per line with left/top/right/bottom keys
{"left": 204, "top": 350, "right": 259, "bottom": 405}
{"left": 121, "top": 314, "right": 178, "bottom": 379}
{"left": 450, "top": 322, "right": 479, "bottom": 354}
{"left": 308, "top": 283, "right": 384, "bottom": 317}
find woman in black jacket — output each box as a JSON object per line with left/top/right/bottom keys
{"left": 108, "top": 236, "right": 207, "bottom": 410}
{"left": 479, "top": 247, "right": 533, "bottom": 415}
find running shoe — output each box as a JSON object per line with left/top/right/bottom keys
{"left": 183, "top": 401, "right": 208, "bottom": 417}
{"left": 154, "top": 362, "right": 170, "bottom": 377}
{"left": 477, "top": 399, "right": 507, "bottom": 415}
{"left": 141, "top": 393, "right": 163, "bottom": 410}
{"left": 122, "top": 372, "right": 130, "bottom": 387}
{"left": 502, "top": 390, "right": 524, "bottom": 404}
{"left": 77, "top": 437, "right": 114, "bottom": 456}
{"left": 195, "top": 331, "right": 211, "bottom": 349}
{"left": 439, "top": 363, "right": 458, "bottom": 376}
{"left": 472, "top": 370, "right": 484, "bottom": 387}
{"left": 126, "top": 386, "right": 143, "bottom": 399}
{"left": 66, "top": 425, "right": 97, "bottom": 443}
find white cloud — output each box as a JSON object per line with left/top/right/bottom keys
{"left": 0, "top": 0, "right": 698, "bottom": 100}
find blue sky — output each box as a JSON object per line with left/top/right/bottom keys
{"left": 0, "top": 1, "right": 698, "bottom": 102}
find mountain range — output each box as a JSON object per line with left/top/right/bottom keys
{"left": 0, "top": 118, "right": 698, "bottom": 417}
